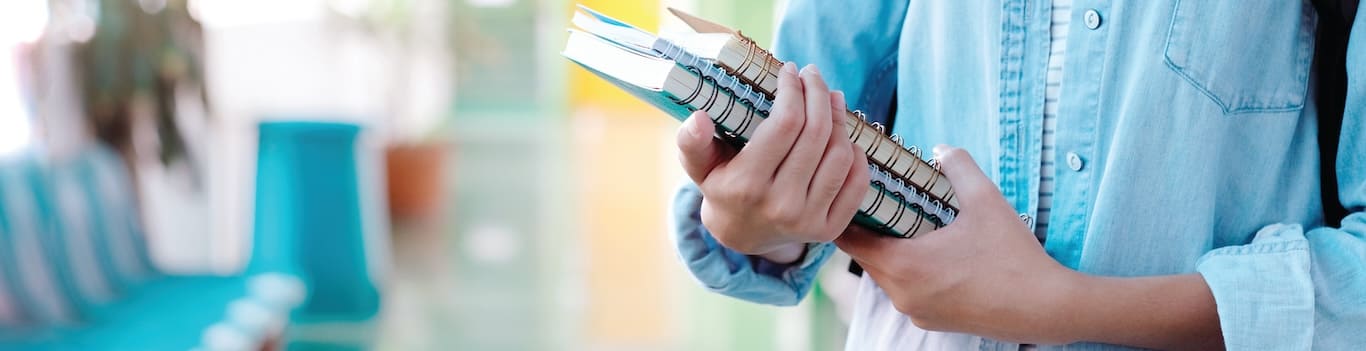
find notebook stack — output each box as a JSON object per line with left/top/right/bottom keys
{"left": 563, "top": 5, "right": 958, "bottom": 238}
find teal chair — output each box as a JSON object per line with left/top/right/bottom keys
{"left": 253, "top": 121, "right": 382, "bottom": 350}
{"left": 0, "top": 146, "right": 303, "bottom": 351}
{"left": 0, "top": 120, "right": 381, "bottom": 350}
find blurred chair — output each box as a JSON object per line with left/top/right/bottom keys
{"left": 0, "top": 141, "right": 310, "bottom": 351}
{"left": 253, "top": 121, "right": 382, "bottom": 351}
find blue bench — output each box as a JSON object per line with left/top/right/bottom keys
{"left": 0, "top": 121, "right": 381, "bottom": 351}
{"left": 0, "top": 144, "right": 305, "bottom": 350}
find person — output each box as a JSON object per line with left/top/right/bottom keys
{"left": 670, "top": 1, "right": 1366, "bottom": 350}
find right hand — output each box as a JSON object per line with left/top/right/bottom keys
{"left": 676, "top": 62, "right": 870, "bottom": 261}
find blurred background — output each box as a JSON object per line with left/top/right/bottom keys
{"left": 0, "top": 0, "right": 859, "bottom": 350}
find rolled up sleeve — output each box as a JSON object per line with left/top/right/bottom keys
{"left": 1196, "top": 11, "right": 1366, "bottom": 348}
{"left": 1195, "top": 224, "right": 1315, "bottom": 350}
{"left": 1196, "top": 218, "right": 1366, "bottom": 350}
{"left": 670, "top": 182, "right": 834, "bottom": 306}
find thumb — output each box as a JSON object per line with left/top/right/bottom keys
{"left": 931, "top": 145, "right": 999, "bottom": 202}
{"left": 677, "top": 111, "right": 726, "bottom": 184}
{"left": 833, "top": 225, "right": 896, "bottom": 270}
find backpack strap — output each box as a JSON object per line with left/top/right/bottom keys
{"left": 1310, "top": 0, "right": 1358, "bottom": 227}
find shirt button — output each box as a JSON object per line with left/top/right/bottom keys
{"left": 1066, "top": 152, "right": 1085, "bottom": 171}
{"left": 1084, "top": 9, "right": 1103, "bottom": 30}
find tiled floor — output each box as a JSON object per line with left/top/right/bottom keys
{"left": 374, "top": 129, "right": 562, "bottom": 350}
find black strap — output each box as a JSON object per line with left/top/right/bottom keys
{"left": 1311, "top": 0, "right": 1358, "bottom": 227}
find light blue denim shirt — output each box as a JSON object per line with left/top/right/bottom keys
{"left": 671, "top": 1, "right": 1366, "bottom": 350}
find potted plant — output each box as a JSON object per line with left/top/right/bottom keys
{"left": 328, "top": 0, "right": 455, "bottom": 221}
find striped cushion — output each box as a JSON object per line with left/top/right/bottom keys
{"left": 49, "top": 157, "right": 118, "bottom": 304}
{"left": 78, "top": 145, "right": 157, "bottom": 284}
{"left": 0, "top": 146, "right": 292, "bottom": 350}
{"left": 35, "top": 143, "right": 162, "bottom": 317}
{"left": 0, "top": 157, "right": 79, "bottom": 325}
{"left": 0, "top": 145, "right": 160, "bottom": 327}
{"left": 0, "top": 269, "right": 18, "bottom": 326}
{"left": 0, "top": 171, "right": 23, "bottom": 326}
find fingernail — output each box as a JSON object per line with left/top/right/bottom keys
{"left": 801, "top": 64, "right": 820, "bottom": 78}
{"left": 783, "top": 61, "right": 797, "bottom": 75}
{"left": 833, "top": 91, "right": 846, "bottom": 108}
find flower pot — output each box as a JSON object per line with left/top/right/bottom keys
{"left": 384, "top": 143, "right": 448, "bottom": 220}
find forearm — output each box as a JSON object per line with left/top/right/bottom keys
{"left": 1058, "top": 273, "right": 1223, "bottom": 350}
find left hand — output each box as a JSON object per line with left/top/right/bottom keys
{"left": 835, "top": 145, "right": 1084, "bottom": 345}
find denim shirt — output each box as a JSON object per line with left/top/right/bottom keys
{"left": 670, "top": 1, "right": 1366, "bottom": 350}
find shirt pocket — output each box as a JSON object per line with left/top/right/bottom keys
{"left": 1164, "top": 0, "right": 1317, "bottom": 114}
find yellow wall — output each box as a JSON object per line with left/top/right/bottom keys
{"left": 574, "top": 110, "right": 680, "bottom": 348}
{"left": 567, "top": 0, "right": 660, "bottom": 111}
{"left": 568, "top": 0, "right": 680, "bottom": 348}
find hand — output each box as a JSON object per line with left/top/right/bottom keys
{"left": 837, "top": 146, "right": 1224, "bottom": 349}
{"left": 676, "top": 62, "right": 870, "bottom": 261}
{"left": 835, "top": 145, "right": 1082, "bottom": 344}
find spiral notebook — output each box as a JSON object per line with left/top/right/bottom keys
{"left": 563, "top": 6, "right": 958, "bottom": 238}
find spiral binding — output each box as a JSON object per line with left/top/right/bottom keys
{"left": 654, "top": 39, "right": 773, "bottom": 114}
{"left": 656, "top": 34, "right": 958, "bottom": 236}
{"left": 1019, "top": 213, "right": 1035, "bottom": 231}
{"left": 647, "top": 20, "right": 955, "bottom": 210}
{"left": 733, "top": 31, "right": 781, "bottom": 99}
{"left": 672, "top": 66, "right": 764, "bottom": 141}
{"left": 866, "top": 163, "right": 958, "bottom": 226}
{"left": 849, "top": 109, "right": 957, "bottom": 210}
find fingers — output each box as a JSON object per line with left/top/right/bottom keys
{"left": 771, "top": 65, "right": 834, "bottom": 198}
{"left": 829, "top": 91, "right": 851, "bottom": 142}
{"left": 731, "top": 62, "right": 805, "bottom": 178}
{"left": 807, "top": 91, "right": 854, "bottom": 212}
{"left": 834, "top": 224, "right": 897, "bottom": 267}
{"left": 932, "top": 145, "right": 1000, "bottom": 203}
{"left": 677, "top": 111, "right": 726, "bottom": 184}
{"left": 825, "top": 142, "right": 870, "bottom": 228}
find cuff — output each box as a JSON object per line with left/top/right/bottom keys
{"left": 1195, "top": 223, "right": 1314, "bottom": 351}
{"left": 670, "top": 183, "right": 835, "bottom": 306}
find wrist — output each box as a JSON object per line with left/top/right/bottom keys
{"left": 1050, "top": 274, "right": 1223, "bottom": 350}
{"left": 756, "top": 242, "right": 807, "bottom": 265}
{"left": 1029, "top": 268, "right": 1094, "bottom": 345}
